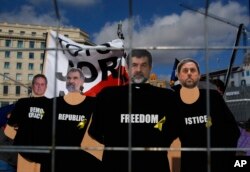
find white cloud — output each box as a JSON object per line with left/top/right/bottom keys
{"left": 27, "top": 0, "right": 101, "bottom": 7}
{"left": 59, "top": 0, "right": 101, "bottom": 6}
{"left": 93, "top": 1, "right": 249, "bottom": 68}
{"left": 0, "top": 5, "right": 69, "bottom": 26}
{"left": 0, "top": 0, "right": 101, "bottom": 26}
{"left": 0, "top": 1, "right": 248, "bottom": 78}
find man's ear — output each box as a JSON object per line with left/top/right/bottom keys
{"left": 175, "top": 71, "right": 179, "bottom": 79}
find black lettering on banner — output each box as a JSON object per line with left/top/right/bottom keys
{"left": 96, "top": 43, "right": 111, "bottom": 54}
{"left": 54, "top": 36, "right": 126, "bottom": 93}
{"left": 86, "top": 49, "right": 90, "bottom": 56}
{"left": 77, "top": 61, "right": 98, "bottom": 82}
{"left": 58, "top": 37, "right": 112, "bottom": 57}
{"left": 69, "top": 60, "right": 74, "bottom": 68}
{"left": 56, "top": 72, "right": 66, "bottom": 81}
{"left": 66, "top": 57, "right": 128, "bottom": 83}
{"left": 99, "top": 56, "right": 118, "bottom": 80}
{"left": 58, "top": 37, "right": 68, "bottom": 54}
{"left": 55, "top": 61, "right": 74, "bottom": 82}
{"left": 66, "top": 44, "right": 83, "bottom": 56}
{"left": 58, "top": 37, "right": 90, "bottom": 57}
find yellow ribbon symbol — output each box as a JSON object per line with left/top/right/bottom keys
{"left": 154, "top": 116, "right": 166, "bottom": 131}
{"left": 40, "top": 109, "right": 45, "bottom": 119}
{"left": 205, "top": 116, "right": 212, "bottom": 128}
{"left": 77, "top": 119, "right": 87, "bottom": 129}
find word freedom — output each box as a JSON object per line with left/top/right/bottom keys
{"left": 120, "top": 114, "right": 159, "bottom": 123}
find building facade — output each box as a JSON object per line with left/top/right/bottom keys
{"left": 201, "top": 51, "right": 250, "bottom": 121}
{"left": 149, "top": 73, "right": 167, "bottom": 88}
{"left": 0, "top": 22, "right": 91, "bottom": 107}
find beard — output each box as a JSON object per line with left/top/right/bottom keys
{"left": 131, "top": 73, "right": 148, "bottom": 84}
{"left": 66, "top": 83, "right": 77, "bottom": 92}
{"left": 183, "top": 78, "right": 199, "bottom": 88}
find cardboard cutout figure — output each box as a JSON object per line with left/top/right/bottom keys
{"left": 64, "top": 92, "right": 104, "bottom": 161}
{"left": 168, "top": 86, "right": 199, "bottom": 172}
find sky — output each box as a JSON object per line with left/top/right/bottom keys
{"left": 1, "top": 0, "right": 249, "bottom": 81}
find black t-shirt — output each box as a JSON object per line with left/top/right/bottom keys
{"left": 175, "top": 88, "right": 240, "bottom": 172}
{"left": 41, "top": 96, "right": 102, "bottom": 172}
{"left": 89, "top": 84, "right": 182, "bottom": 172}
{"left": 8, "top": 96, "right": 103, "bottom": 172}
{"left": 7, "top": 96, "right": 52, "bottom": 162}
{"left": 52, "top": 96, "right": 95, "bottom": 146}
{"left": 8, "top": 96, "right": 51, "bottom": 128}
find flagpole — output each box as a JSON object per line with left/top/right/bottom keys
{"left": 169, "top": 58, "right": 179, "bottom": 88}
{"left": 117, "top": 21, "right": 125, "bottom": 40}
{"left": 224, "top": 23, "right": 244, "bottom": 94}
{"left": 117, "top": 21, "right": 125, "bottom": 86}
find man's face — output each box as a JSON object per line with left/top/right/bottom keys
{"left": 32, "top": 77, "right": 47, "bottom": 97}
{"left": 66, "top": 71, "right": 83, "bottom": 92}
{"left": 130, "top": 57, "right": 151, "bottom": 84}
{"left": 177, "top": 62, "right": 200, "bottom": 88}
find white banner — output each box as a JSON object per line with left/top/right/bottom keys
{"left": 43, "top": 30, "right": 128, "bottom": 98}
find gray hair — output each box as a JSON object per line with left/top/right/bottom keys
{"left": 67, "top": 67, "right": 85, "bottom": 81}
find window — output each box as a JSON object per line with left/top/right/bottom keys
{"left": 28, "top": 74, "right": 33, "bottom": 81}
{"left": 230, "top": 73, "right": 234, "bottom": 78}
{"left": 42, "top": 33, "right": 47, "bottom": 37}
{"left": 241, "top": 71, "right": 244, "bottom": 77}
{"left": 29, "top": 41, "right": 35, "bottom": 48}
{"left": 4, "top": 62, "right": 10, "bottom": 69}
{"left": 20, "top": 31, "right": 25, "bottom": 35}
{"left": 241, "top": 80, "right": 246, "bottom": 86}
{"left": 41, "top": 42, "right": 46, "bottom": 49}
{"left": 5, "top": 40, "right": 11, "bottom": 47}
{"left": 17, "top": 40, "right": 24, "bottom": 48}
{"left": 64, "top": 34, "right": 69, "bottom": 37}
{"left": 9, "top": 30, "right": 14, "bottom": 34}
{"left": 3, "top": 85, "right": 8, "bottom": 95}
{"left": 40, "top": 64, "right": 43, "bottom": 71}
{"left": 17, "top": 52, "right": 22, "bottom": 59}
{"left": 16, "top": 63, "right": 22, "bottom": 70}
{"left": 31, "top": 32, "right": 36, "bottom": 36}
{"left": 3, "top": 73, "right": 9, "bottom": 80}
{"left": 5, "top": 51, "right": 10, "bottom": 58}
{"left": 16, "top": 73, "right": 21, "bottom": 81}
{"left": 247, "top": 71, "right": 250, "bottom": 76}
{"left": 29, "top": 52, "right": 34, "bottom": 59}
{"left": 230, "top": 81, "right": 235, "bottom": 87}
{"left": 28, "top": 63, "right": 34, "bottom": 70}
{"left": 16, "top": 86, "right": 21, "bottom": 95}
{"left": 40, "top": 53, "right": 44, "bottom": 60}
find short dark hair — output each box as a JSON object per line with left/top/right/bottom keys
{"left": 127, "top": 49, "right": 152, "bottom": 67}
{"left": 177, "top": 58, "right": 200, "bottom": 74}
{"left": 32, "top": 74, "right": 47, "bottom": 85}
